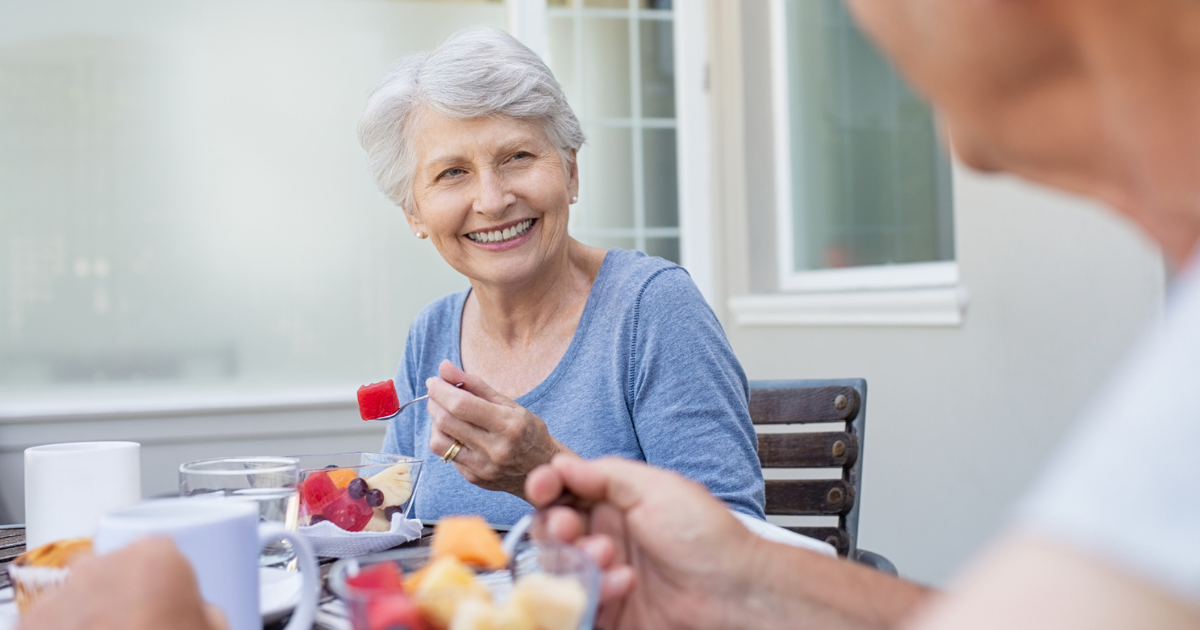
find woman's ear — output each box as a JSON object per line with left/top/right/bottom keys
{"left": 567, "top": 149, "right": 580, "bottom": 201}
{"left": 404, "top": 209, "right": 428, "bottom": 239}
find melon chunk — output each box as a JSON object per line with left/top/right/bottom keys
{"left": 431, "top": 516, "right": 507, "bottom": 570}
{"left": 511, "top": 573, "right": 587, "bottom": 630}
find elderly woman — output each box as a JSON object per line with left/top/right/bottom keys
{"left": 358, "top": 26, "right": 763, "bottom": 525}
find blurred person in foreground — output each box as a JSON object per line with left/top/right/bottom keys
{"left": 19, "top": 0, "right": 1200, "bottom": 629}
{"left": 525, "top": 0, "right": 1200, "bottom": 629}
{"left": 358, "top": 26, "right": 763, "bottom": 524}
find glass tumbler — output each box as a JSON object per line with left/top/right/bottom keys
{"left": 179, "top": 456, "right": 299, "bottom": 566}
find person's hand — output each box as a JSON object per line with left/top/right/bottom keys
{"left": 427, "top": 359, "right": 573, "bottom": 498}
{"left": 19, "top": 537, "right": 228, "bottom": 630}
{"left": 526, "top": 455, "right": 764, "bottom": 630}
{"left": 527, "top": 455, "right": 929, "bottom": 630}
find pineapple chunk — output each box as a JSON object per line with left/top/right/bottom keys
{"left": 512, "top": 574, "right": 587, "bottom": 630}
{"left": 448, "top": 599, "right": 536, "bottom": 630}
{"left": 413, "top": 556, "right": 491, "bottom": 628}
{"left": 363, "top": 509, "right": 392, "bottom": 533}
{"left": 367, "top": 462, "right": 414, "bottom": 507}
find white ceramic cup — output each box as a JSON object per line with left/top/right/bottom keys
{"left": 95, "top": 498, "right": 319, "bottom": 630}
{"left": 24, "top": 441, "right": 142, "bottom": 548}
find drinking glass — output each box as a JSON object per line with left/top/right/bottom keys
{"left": 327, "top": 542, "right": 601, "bottom": 630}
{"left": 179, "top": 456, "right": 299, "bottom": 566}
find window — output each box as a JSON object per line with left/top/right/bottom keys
{"left": 545, "top": 0, "right": 680, "bottom": 263}
{"left": 0, "top": 0, "right": 692, "bottom": 400}
{"left": 772, "top": 0, "right": 954, "bottom": 293}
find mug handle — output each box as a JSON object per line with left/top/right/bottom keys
{"left": 258, "top": 523, "right": 319, "bottom": 630}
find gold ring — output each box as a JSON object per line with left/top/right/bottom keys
{"left": 441, "top": 440, "right": 463, "bottom": 463}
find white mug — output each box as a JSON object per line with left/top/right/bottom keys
{"left": 95, "top": 498, "right": 319, "bottom": 630}
{"left": 24, "top": 441, "right": 142, "bottom": 548}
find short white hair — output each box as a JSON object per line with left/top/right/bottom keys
{"left": 359, "top": 26, "right": 585, "bottom": 214}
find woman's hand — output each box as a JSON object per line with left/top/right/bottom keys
{"left": 426, "top": 359, "right": 573, "bottom": 499}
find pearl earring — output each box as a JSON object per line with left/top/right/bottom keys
{"left": 571, "top": 196, "right": 578, "bottom": 204}
{"left": 415, "top": 231, "right": 426, "bottom": 239}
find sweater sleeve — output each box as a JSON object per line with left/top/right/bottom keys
{"left": 628, "top": 267, "right": 766, "bottom": 518}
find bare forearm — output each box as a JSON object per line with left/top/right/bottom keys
{"left": 731, "top": 538, "right": 932, "bottom": 630}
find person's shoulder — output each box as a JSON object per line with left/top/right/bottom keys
{"left": 601, "top": 249, "right": 692, "bottom": 295}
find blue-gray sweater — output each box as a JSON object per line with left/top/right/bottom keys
{"left": 383, "top": 249, "right": 765, "bottom": 525}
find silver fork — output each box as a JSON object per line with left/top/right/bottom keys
{"left": 366, "top": 382, "right": 463, "bottom": 421}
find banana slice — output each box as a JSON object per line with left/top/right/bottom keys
{"left": 366, "top": 461, "right": 414, "bottom": 507}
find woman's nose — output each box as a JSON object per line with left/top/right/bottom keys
{"left": 474, "top": 169, "right": 513, "bottom": 217}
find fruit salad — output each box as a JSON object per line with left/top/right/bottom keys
{"left": 299, "top": 461, "right": 415, "bottom": 532}
{"left": 333, "top": 516, "right": 591, "bottom": 630}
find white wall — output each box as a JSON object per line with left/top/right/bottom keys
{"left": 715, "top": 0, "right": 1166, "bottom": 585}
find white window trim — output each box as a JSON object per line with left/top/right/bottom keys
{"left": 673, "top": 0, "right": 714, "bottom": 305}
{"left": 750, "top": 0, "right": 964, "bottom": 327}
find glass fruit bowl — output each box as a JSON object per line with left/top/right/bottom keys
{"left": 328, "top": 542, "right": 601, "bottom": 630}
{"left": 291, "top": 452, "right": 423, "bottom": 533}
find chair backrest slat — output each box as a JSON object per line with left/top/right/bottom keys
{"left": 764, "top": 479, "right": 855, "bottom": 516}
{"left": 758, "top": 432, "right": 859, "bottom": 469}
{"left": 781, "top": 526, "right": 850, "bottom": 555}
{"left": 750, "top": 379, "right": 868, "bottom": 559}
{"left": 749, "top": 386, "right": 861, "bottom": 424}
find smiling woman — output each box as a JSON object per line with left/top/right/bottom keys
{"left": 357, "top": 26, "right": 765, "bottom": 525}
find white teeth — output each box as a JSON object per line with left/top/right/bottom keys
{"left": 468, "top": 219, "right": 533, "bottom": 243}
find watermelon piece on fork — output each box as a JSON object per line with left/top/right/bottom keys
{"left": 358, "top": 380, "right": 401, "bottom": 421}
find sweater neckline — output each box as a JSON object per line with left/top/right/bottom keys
{"left": 451, "top": 249, "right": 617, "bottom": 407}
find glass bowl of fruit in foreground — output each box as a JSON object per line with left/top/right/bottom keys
{"left": 293, "top": 452, "right": 424, "bottom": 533}
{"left": 328, "top": 515, "right": 600, "bottom": 630}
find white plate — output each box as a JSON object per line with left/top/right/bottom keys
{"left": 0, "top": 571, "right": 302, "bottom": 628}
{"left": 261, "top": 567, "right": 304, "bottom": 624}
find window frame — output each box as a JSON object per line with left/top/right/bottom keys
{"left": 767, "top": 0, "right": 960, "bottom": 296}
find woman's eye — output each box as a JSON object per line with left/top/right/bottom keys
{"left": 510, "top": 151, "right": 533, "bottom": 161}
{"left": 437, "top": 168, "right": 465, "bottom": 180}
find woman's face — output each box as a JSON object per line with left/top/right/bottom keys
{"left": 407, "top": 111, "right": 579, "bottom": 288}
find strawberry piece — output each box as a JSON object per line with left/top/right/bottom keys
{"left": 299, "top": 471, "right": 339, "bottom": 519}
{"left": 346, "top": 562, "right": 405, "bottom": 592}
{"left": 358, "top": 380, "right": 401, "bottom": 421}
{"left": 324, "top": 489, "right": 374, "bottom": 532}
{"left": 366, "top": 594, "right": 426, "bottom": 630}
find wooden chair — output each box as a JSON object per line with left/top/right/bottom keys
{"left": 750, "top": 379, "right": 896, "bottom": 574}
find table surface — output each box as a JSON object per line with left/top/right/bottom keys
{"left": 0, "top": 523, "right": 440, "bottom": 629}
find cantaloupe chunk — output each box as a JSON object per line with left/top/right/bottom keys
{"left": 327, "top": 469, "right": 358, "bottom": 488}
{"left": 511, "top": 573, "right": 587, "bottom": 630}
{"left": 412, "top": 556, "right": 491, "bottom": 628}
{"left": 431, "top": 516, "right": 508, "bottom": 570}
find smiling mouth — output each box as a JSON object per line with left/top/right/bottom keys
{"left": 465, "top": 219, "right": 536, "bottom": 244}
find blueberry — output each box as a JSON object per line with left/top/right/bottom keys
{"left": 365, "top": 488, "right": 385, "bottom": 508}
{"left": 309, "top": 514, "right": 327, "bottom": 525}
{"left": 383, "top": 505, "right": 400, "bottom": 519}
{"left": 348, "top": 477, "right": 368, "bottom": 500}
{"left": 325, "top": 464, "right": 338, "bottom": 468}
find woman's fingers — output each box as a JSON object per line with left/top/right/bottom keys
{"left": 437, "top": 359, "right": 509, "bottom": 406}
{"left": 427, "top": 399, "right": 491, "bottom": 450}
{"left": 426, "top": 378, "right": 507, "bottom": 434}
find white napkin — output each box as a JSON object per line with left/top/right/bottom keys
{"left": 298, "top": 514, "right": 423, "bottom": 558}
{"left": 732, "top": 511, "right": 838, "bottom": 558}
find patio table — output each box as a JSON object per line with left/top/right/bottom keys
{"left": 0, "top": 522, "right": 443, "bottom": 630}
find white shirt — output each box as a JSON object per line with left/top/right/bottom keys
{"left": 1020, "top": 253, "right": 1200, "bottom": 604}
